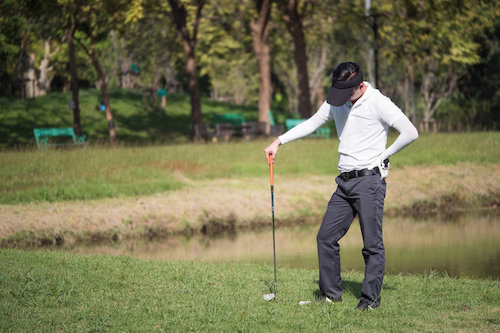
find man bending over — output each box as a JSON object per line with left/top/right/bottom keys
{"left": 264, "top": 62, "right": 418, "bottom": 310}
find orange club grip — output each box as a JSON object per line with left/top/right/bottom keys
{"left": 268, "top": 153, "right": 274, "bottom": 187}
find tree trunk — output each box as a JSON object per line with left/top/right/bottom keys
{"left": 168, "top": 0, "right": 205, "bottom": 137}
{"left": 251, "top": 0, "right": 272, "bottom": 135}
{"left": 184, "top": 46, "right": 203, "bottom": 128}
{"left": 24, "top": 53, "right": 36, "bottom": 98}
{"left": 402, "top": 69, "right": 417, "bottom": 124}
{"left": 66, "top": 16, "right": 82, "bottom": 136}
{"left": 89, "top": 35, "right": 116, "bottom": 143}
{"left": 111, "top": 30, "right": 134, "bottom": 89}
{"left": 37, "top": 40, "right": 53, "bottom": 96}
{"left": 309, "top": 42, "right": 328, "bottom": 109}
{"left": 151, "top": 68, "right": 163, "bottom": 112}
{"left": 24, "top": 41, "right": 53, "bottom": 99}
{"left": 279, "top": 0, "right": 311, "bottom": 118}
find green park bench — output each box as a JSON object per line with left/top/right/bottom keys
{"left": 285, "top": 118, "right": 331, "bottom": 139}
{"left": 212, "top": 114, "right": 247, "bottom": 140}
{"left": 33, "top": 127, "right": 86, "bottom": 149}
{"left": 213, "top": 114, "right": 246, "bottom": 126}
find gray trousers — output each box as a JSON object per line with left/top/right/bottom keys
{"left": 317, "top": 173, "right": 386, "bottom": 302}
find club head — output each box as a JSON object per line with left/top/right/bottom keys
{"left": 263, "top": 293, "right": 276, "bottom": 301}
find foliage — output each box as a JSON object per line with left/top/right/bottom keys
{"left": 378, "top": 0, "right": 499, "bottom": 130}
{"left": 117, "top": 1, "right": 180, "bottom": 92}
{"left": 1, "top": 0, "right": 499, "bottom": 132}
{"left": 0, "top": 1, "right": 27, "bottom": 93}
{"left": 450, "top": 16, "right": 500, "bottom": 131}
{"left": 197, "top": 1, "right": 259, "bottom": 105}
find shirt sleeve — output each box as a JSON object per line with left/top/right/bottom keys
{"left": 278, "top": 102, "right": 331, "bottom": 145}
{"left": 376, "top": 94, "right": 405, "bottom": 127}
{"left": 381, "top": 115, "right": 419, "bottom": 160}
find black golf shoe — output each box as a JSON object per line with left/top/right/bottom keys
{"left": 355, "top": 298, "right": 380, "bottom": 310}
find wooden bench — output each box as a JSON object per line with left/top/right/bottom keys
{"left": 213, "top": 114, "right": 248, "bottom": 140}
{"left": 215, "top": 123, "right": 234, "bottom": 141}
{"left": 241, "top": 122, "right": 260, "bottom": 140}
{"left": 285, "top": 119, "right": 331, "bottom": 139}
{"left": 194, "top": 123, "right": 217, "bottom": 142}
{"left": 33, "top": 128, "right": 86, "bottom": 149}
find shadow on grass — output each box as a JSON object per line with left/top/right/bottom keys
{"left": 311, "top": 278, "right": 395, "bottom": 300}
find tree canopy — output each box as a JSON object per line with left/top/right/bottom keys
{"left": 1, "top": 0, "right": 499, "bottom": 138}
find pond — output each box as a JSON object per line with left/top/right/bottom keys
{"left": 57, "top": 209, "right": 500, "bottom": 279}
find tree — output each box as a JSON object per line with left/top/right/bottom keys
{"left": 64, "top": 8, "right": 82, "bottom": 136}
{"left": 0, "top": 0, "right": 63, "bottom": 99}
{"left": 167, "top": 0, "right": 206, "bottom": 136}
{"left": 250, "top": 0, "right": 273, "bottom": 135}
{"left": 0, "top": 1, "right": 26, "bottom": 96}
{"left": 276, "top": 0, "right": 312, "bottom": 118}
{"left": 72, "top": 0, "right": 125, "bottom": 143}
{"left": 455, "top": 16, "right": 500, "bottom": 131}
{"left": 302, "top": 0, "right": 348, "bottom": 110}
{"left": 120, "top": 3, "right": 180, "bottom": 113}
{"left": 380, "top": 0, "right": 496, "bottom": 132}
{"left": 197, "top": 1, "right": 259, "bottom": 106}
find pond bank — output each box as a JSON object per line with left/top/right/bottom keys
{"left": 1, "top": 163, "right": 499, "bottom": 248}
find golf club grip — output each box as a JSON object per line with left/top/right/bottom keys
{"left": 268, "top": 153, "right": 274, "bottom": 188}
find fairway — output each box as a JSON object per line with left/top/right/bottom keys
{"left": 1, "top": 249, "right": 499, "bottom": 332}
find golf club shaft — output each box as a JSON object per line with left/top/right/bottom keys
{"left": 269, "top": 153, "right": 277, "bottom": 295}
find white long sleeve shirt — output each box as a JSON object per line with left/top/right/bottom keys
{"left": 278, "top": 82, "right": 418, "bottom": 172}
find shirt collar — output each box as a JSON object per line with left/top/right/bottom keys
{"left": 343, "top": 81, "right": 373, "bottom": 109}
{"left": 355, "top": 81, "right": 373, "bottom": 105}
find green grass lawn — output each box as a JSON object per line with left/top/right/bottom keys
{"left": 1, "top": 89, "right": 499, "bottom": 204}
{"left": 1, "top": 249, "right": 498, "bottom": 332}
{"left": 0, "top": 89, "right": 272, "bottom": 147}
{"left": 0, "top": 132, "right": 499, "bottom": 204}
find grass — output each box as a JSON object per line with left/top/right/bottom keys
{"left": 1, "top": 249, "right": 498, "bottom": 332}
{"left": 0, "top": 89, "right": 272, "bottom": 147}
{"left": 1, "top": 132, "right": 499, "bottom": 204}
{"left": 2, "top": 91, "right": 498, "bottom": 331}
{"left": 2, "top": 163, "right": 499, "bottom": 248}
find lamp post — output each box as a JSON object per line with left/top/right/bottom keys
{"left": 365, "top": 0, "right": 380, "bottom": 89}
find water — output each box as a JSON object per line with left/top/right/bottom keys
{"left": 58, "top": 210, "right": 500, "bottom": 279}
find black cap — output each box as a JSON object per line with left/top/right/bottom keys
{"left": 326, "top": 69, "right": 363, "bottom": 106}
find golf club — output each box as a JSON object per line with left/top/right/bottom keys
{"left": 263, "top": 152, "right": 277, "bottom": 301}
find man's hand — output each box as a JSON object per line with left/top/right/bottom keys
{"left": 378, "top": 158, "right": 390, "bottom": 180}
{"left": 264, "top": 138, "right": 281, "bottom": 164}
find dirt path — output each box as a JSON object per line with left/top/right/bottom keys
{"left": 1, "top": 163, "right": 499, "bottom": 246}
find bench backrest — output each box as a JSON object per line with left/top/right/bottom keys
{"left": 268, "top": 111, "right": 276, "bottom": 126}
{"left": 285, "top": 118, "right": 306, "bottom": 130}
{"left": 213, "top": 114, "right": 246, "bottom": 126}
{"left": 33, "top": 128, "right": 78, "bottom": 147}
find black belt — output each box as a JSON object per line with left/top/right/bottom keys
{"left": 339, "top": 168, "right": 380, "bottom": 181}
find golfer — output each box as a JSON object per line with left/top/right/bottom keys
{"left": 264, "top": 62, "right": 418, "bottom": 310}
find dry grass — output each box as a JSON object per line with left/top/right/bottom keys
{"left": 1, "top": 163, "right": 499, "bottom": 245}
